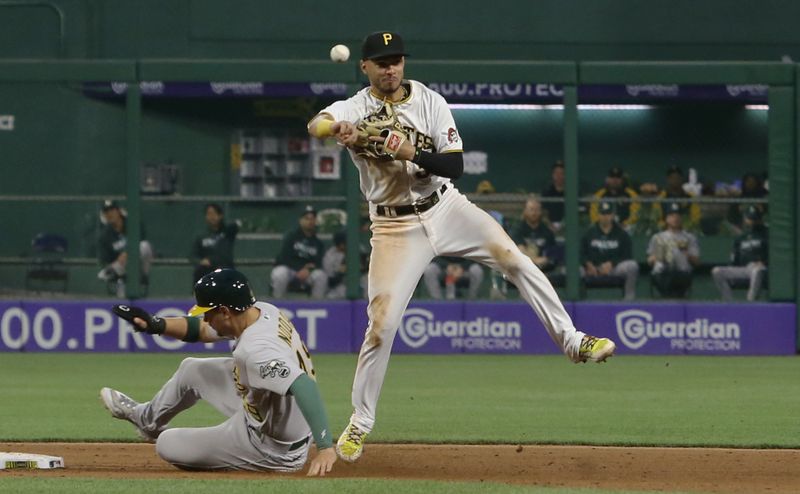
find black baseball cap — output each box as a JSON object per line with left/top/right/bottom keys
{"left": 300, "top": 204, "right": 316, "bottom": 217}
{"left": 361, "top": 31, "right": 409, "bottom": 60}
{"left": 744, "top": 205, "right": 762, "bottom": 220}
{"left": 665, "top": 202, "right": 682, "bottom": 216}
{"left": 608, "top": 166, "right": 624, "bottom": 178}
{"left": 102, "top": 199, "right": 120, "bottom": 211}
{"left": 666, "top": 165, "right": 683, "bottom": 176}
{"left": 599, "top": 201, "right": 615, "bottom": 215}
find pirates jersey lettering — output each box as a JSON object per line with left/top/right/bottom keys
{"left": 319, "top": 79, "right": 462, "bottom": 206}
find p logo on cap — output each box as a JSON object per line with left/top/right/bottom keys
{"left": 361, "top": 31, "right": 409, "bottom": 60}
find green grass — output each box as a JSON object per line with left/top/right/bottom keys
{"left": 1, "top": 353, "right": 799, "bottom": 447}
{"left": 0, "top": 478, "right": 697, "bottom": 494}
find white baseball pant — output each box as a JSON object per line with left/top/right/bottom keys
{"left": 350, "top": 186, "right": 586, "bottom": 433}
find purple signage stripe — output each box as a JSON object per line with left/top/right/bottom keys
{"left": 0, "top": 300, "right": 794, "bottom": 355}
{"left": 0, "top": 300, "right": 352, "bottom": 353}
{"left": 573, "top": 302, "right": 796, "bottom": 356}
{"left": 81, "top": 82, "right": 769, "bottom": 103}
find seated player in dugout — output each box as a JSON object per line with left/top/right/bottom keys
{"left": 647, "top": 202, "right": 701, "bottom": 298}
{"left": 590, "top": 166, "right": 640, "bottom": 232}
{"left": 271, "top": 205, "right": 328, "bottom": 299}
{"left": 322, "top": 230, "right": 369, "bottom": 299}
{"left": 189, "top": 203, "right": 239, "bottom": 285}
{"left": 712, "top": 205, "right": 768, "bottom": 301}
{"left": 96, "top": 200, "right": 154, "bottom": 298}
{"left": 580, "top": 201, "right": 639, "bottom": 301}
{"left": 512, "top": 197, "right": 558, "bottom": 273}
{"left": 307, "top": 30, "right": 616, "bottom": 464}
{"left": 100, "top": 268, "right": 336, "bottom": 476}
{"left": 540, "top": 159, "right": 566, "bottom": 233}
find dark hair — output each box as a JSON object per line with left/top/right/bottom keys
{"left": 205, "top": 203, "right": 224, "bottom": 216}
{"left": 552, "top": 160, "right": 564, "bottom": 170}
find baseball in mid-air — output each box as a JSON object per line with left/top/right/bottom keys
{"left": 330, "top": 44, "right": 350, "bottom": 63}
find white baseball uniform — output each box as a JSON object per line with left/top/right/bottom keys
{"left": 319, "top": 80, "right": 587, "bottom": 433}
{"left": 129, "top": 302, "right": 316, "bottom": 471}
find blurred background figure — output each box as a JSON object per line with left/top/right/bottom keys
{"left": 647, "top": 202, "right": 700, "bottom": 298}
{"left": 189, "top": 203, "right": 239, "bottom": 284}
{"left": 423, "top": 257, "right": 484, "bottom": 300}
{"left": 727, "top": 172, "right": 768, "bottom": 235}
{"left": 580, "top": 201, "right": 639, "bottom": 300}
{"left": 323, "top": 230, "right": 368, "bottom": 299}
{"left": 512, "top": 197, "right": 557, "bottom": 273}
{"left": 653, "top": 165, "right": 701, "bottom": 232}
{"left": 712, "top": 205, "right": 768, "bottom": 301}
{"left": 541, "top": 160, "right": 565, "bottom": 233}
{"left": 96, "top": 200, "right": 154, "bottom": 298}
{"left": 271, "top": 205, "right": 328, "bottom": 299}
{"left": 590, "top": 166, "right": 640, "bottom": 232}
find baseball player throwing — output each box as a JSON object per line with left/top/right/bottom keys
{"left": 100, "top": 268, "right": 336, "bottom": 475}
{"left": 308, "top": 31, "right": 616, "bottom": 462}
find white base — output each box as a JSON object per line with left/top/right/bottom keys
{"left": 0, "top": 452, "right": 65, "bottom": 469}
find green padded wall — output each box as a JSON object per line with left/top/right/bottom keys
{"left": 4, "top": 1, "right": 800, "bottom": 61}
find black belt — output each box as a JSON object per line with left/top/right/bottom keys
{"left": 289, "top": 436, "right": 310, "bottom": 451}
{"left": 376, "top": 185, "right": 448, "bottom": 217}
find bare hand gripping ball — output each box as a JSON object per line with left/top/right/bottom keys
{"left": 330, "top": 44, "right": 350, "bottom": 63}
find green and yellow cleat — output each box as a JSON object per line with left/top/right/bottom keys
{"left": 578, "top": 335, "right": 616, "bottom": 363}
{"left": 335, "top": 422, "right": 368, "bottom": 462}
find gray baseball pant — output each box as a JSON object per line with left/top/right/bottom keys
{"left": 711, "top": 263, "right": 767, "bottom": 301}
{"left": 271, "top": 265, "right": 328, "bottom": 298}
{"left": 579, "top": 260, "right": 639, "bottom": 300}
{"left": 129, "top": 357, "right": 309, "bottom": 471}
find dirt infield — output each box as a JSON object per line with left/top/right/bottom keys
{"left": 2, "top": 442, "right": 799, "bottom": 492}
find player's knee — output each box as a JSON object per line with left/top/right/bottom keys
{"left": 711, "top": 266, "right": 721, "bottom": 279}
{"left": 488, "top": 242, "right": 524, "bottom": 275}
{"left": 178, "top": 357, "right": 201, "bottom": 371}
{"left": 156, "top": 429, "right": 201, "bottom": 469}
{"left": 155, "top": 429, "right": 180, "bottom": 464}
{"left": 469, "top": 264, "right": 484, "bottom": 279}
{"left": 175, "top": 357, "right": 204, "bottom": 384}
{"left": 624, "top": 260, "right": 639, "bottom": 275}
{"left": 271, "top": 266, "right": 289, "bottom": 282}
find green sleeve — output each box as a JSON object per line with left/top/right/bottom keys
{"left": 288, "top": 374, "right": 333, "bottom": 449}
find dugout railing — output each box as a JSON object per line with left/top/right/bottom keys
{"left": 0, "top": 60, "right": 795, "bottom": 334}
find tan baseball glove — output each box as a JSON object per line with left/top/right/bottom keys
{"left": 354, "top": 101, "right": 408, "bottom": 160}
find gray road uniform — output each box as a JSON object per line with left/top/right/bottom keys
{"left": 127, "top": 302, "right": 317, "bottom": 471}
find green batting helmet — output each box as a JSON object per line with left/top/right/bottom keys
{"left": 188, "top": 268, "right": 256, "bottom": 317}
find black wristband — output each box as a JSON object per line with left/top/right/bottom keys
{"left": 149, "top": 316, "right": 166, "bottom": 335}
{"left": 183, "top": 316, "right": 201, "bottom": 343}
